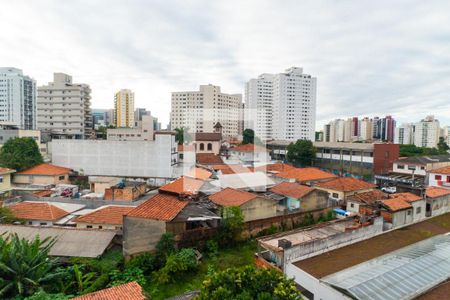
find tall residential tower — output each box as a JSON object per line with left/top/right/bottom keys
{"left": 245, "top": 67, "right": 316, "bottom": 141}
{"left": 0, "top": 68, "right": 36, "bottom": 129}
{"left": 114, "top": 89, "right": 134, "bottom": 128}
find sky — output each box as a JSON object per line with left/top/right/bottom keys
{"left": 1, "top": 0, "right": 450, "bottom": 128}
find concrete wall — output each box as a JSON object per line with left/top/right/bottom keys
{"left": 13, "top": 174, "right": 69, "bottom": 185}
{"left": 76, "top": 222, "right": 120, "bottom": 231}
{"left": 0, "top": 173, "right": 12, "bottom": 193}
{"left": 282, "top": 217, "right": 384, "bottom": 265}
{"left": 50, "top": 134, "right": 177, "bottom": 178}
{"left": 241, "top": 196, "right": 278, "bottom": 222}
{"left": 123, "top": 216, "right": 166, "bottom": 257}
{"left": 428, "top": 172, "right": 450, "bottom": 188}
{"left": 300, "top": 190, "right": 329, "bottom": 211}
{"left": 104, "top": 184, "right": 146, "bottom": 201}
{"left": 427, "top": 194, "right": 450, "bottom": 217}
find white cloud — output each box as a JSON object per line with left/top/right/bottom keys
{"left": 1, "top": 0, "right": 450, "bottom": 127}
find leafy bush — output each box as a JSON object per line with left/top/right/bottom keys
{"left": 205, "top": 240, "right": 219, "bottom": 258}
{"left": 156, "top": 248, "right": 198, "bottom": 284}
{"left": 126, "top": 252, "right": 156, "bottom": 275}
{"left": 196, "top": 265, "right": 302, "bottom": 300}
{"left": 23, "top": 290, "right": 69, "bottom": 300}
{"left": 217, "top": 206, "right": 245, "bottom": 245}
{"left": 155, "top": 233, "right": 176, "bottom": 267}
{"left": 109, "top": 266, "right": 146, "bottom": 287}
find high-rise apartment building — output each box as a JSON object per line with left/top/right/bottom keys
{"left": 170, "top": 84, "right": 242, "bottom": 138}
{"left": 414, "top": 115, "right": 440, "bottom": 148}
{"left": 245, "top": 67, "right": 316, "bottom": 141}
{"left": 374, "top": 116, "right": 395, "bottom": 142}
{"left": 0, "top": 67, "right": 36, "bottom": 129}
{"left": 360, "top": 117, "right": 373, "bottom": 141}
{"left": 37, "top": 73, "right": 92, "bottom": 140}
{"left": 114, "top": 89, "right": 134, "bottom": 128}
{"left": 394, "top": 123, "right": 414, "bottom": 145}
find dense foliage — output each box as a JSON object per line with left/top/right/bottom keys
{"left": 0, "top": 234, "right": 60, "bottom": 298}
{"left": 399, "top": 140, "right": 450, "bottom": 157}
{"left": 217, "top": 206, "right": 245, "bottom": 245}
{"left": 174, "top": 127, "right": 191, "bottom": 145}
{"left": 156, "top": 248, "right": 198, "bottom": 284}
{"left": 242, "top": 129, "right": 262, "bottom": 145}
{"left": 0, "top": 207, "right": 21, "bottom": 224}
{"left": 0, "top": 137, "right": 43, "bottom": 171}
{"left": 196, "top": 266, "right": 302, "bottom": 300}
{"left": 286, "top": 140, "right": 316, "bottom": 167}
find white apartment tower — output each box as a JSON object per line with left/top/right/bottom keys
{"left": 170, "top": 84, "right": 242, "bottom": 138}
{"left": 114, "top": 89, "right": 134, "bottom": 128}
{"left": 0, "top": 68, "right": 36, "bottom": 129}
{"left": 414, "top": 116, "right": 440, "bottom": 148}
{"left": 245, "top": 67, "right": 316, "bottom": 141}
{"left": 37, "top": 73, "right": 92, "bottom": 140}
{"left": 395, "top": 123, "right": 414, "bottom": 145}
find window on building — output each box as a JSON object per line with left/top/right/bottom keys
{"left": 200, "top": 143, "right": 204, "bottom": 151}
{"left": 407, "top": 210, "right": 412, "bottom": 215}
{"left": 332, "top": 193, "right": 339, "bottom": 198}
{"left": 98, "top": 226, "right": 103, "bottom": 229}
{"left": 435, "top": 175, "right": 442, "bottom": 180}
{"left": 59, "top": 175, "right": 65, "bottom": 180}
{"left": 207, "top": 143, "right": 212, "bottom": 151}
{"left": 397, "top": 164, "right": 405, "bottom": 169}
{"left": 416, "top": 207, "right": 421, "bottom": 214}
{"left": 350, "top": 203, "right": 354, "bottom": 208}
{"left": 87, "top": 225, "right": 93, "bottom": 229}
{"left": 0, "top": 176, "right": 3, "bottom": 183}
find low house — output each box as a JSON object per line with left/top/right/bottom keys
{"left": 190, "top": 131, "right": 222, "bottom": 155}
{"left": 388, "top": 192, "right": 426, "bottom": 222}
{"left": 228, "top": 144, "right": 270, "bottom": 164}
{"left": 209, "top": 187, "right": 277, "bottom": 222}
{"left": 379, "top": 198, "right": 413, "bottom": 228}
{"left": 196, "top": 153, "right": 224, "bottom": 165}
{"left": 72, "top": 281, "right": 146, "bottom": 300}
{"left": 346, "top": 190, "right": 389, "bottom": 214}
{"left": 13, "top": 163, "right": 71, "bottom": 185}
{"left": 425, "top": 186, "right": 450, "bottom": 217}
{"left": 269, "top": 182, "right": 329, "bottom": 213}
{"left": 428, "top": 166, "right": 450, "bottom": 188}
{"left": 314, "top": 176, "right": 376, "bottom": 205}
{"left": 0, "top": 167, "right": 15, "bottom": 199}
{"left": 159, "top": 176, "right": 205, "bottom": 197}
{"left": 274, "top": 167, "right": 337, "bottom": 186}
{"left": 123, "top": 193, "right": 219, "bottom": 256}
{"left": 210, "top": 164, "right": 253, "bottom": 175}
{"left": 8, "top": 201, "right": 70, "bottom": 226}
{"left": 104, "top": 181, "right": 146, "bottom": 202}
{"left": 88, "top": 176, "right": 121, "bottom": 194}
{"left": 74, "top": 205, "right": 136, "bottom": 231}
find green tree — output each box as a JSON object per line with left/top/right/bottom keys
{"left": 109, "top": 266, "right": 146, "bottom": 287}
{"left": 174, "top": 127, "right": 191, "bottom": 145}
{"left": 286, "top": 140, "right": 316, "bottom": 167}
{"left": 0, "top": 206, "right": 21, "bottom": 224}
{"left": 24, "top": 290, "right": 69, "bottom": 300}
{"left": 218, "top": 206, "right": 245, "bottom": 245}
{"left": 0, "top": 234, "right": 61, "bottom": 298}
{"left": 196, "top": 266, "right": 302, "bottom": 300}
{"left": 242, "top": 129, "right": 262, "bottom": 145}
{"left": 156, "top": 248, "right": 198, "bottom": 284}
{"left": 437, "top": 137, "right": 450, "bottom": 154}
{"left": 0, "top": 137, "right": 43, "bottom": 171}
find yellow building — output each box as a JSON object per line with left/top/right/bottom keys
{"left": 13, "top": 163, "right": 71, "bottom": 186}
{"left": 0, "top": 167, "right": 15, "bottom": 198}
{"left": 114, "top": 89, "right": 134, "bottom": 128}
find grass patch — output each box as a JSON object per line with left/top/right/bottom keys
{"left": 146, "top": 240, "right": 257, "bottom": 300}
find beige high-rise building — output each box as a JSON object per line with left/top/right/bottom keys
{"left": 170, "top": 84, "right": 242, "bottom": 138}
{"left": 114, "top": 89, "right": 134, "bottom": 128}
{"left": 37, "top": 73, "right": 92, "bottom": 141}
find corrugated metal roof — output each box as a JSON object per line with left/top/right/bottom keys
{"left": 0, "top": 225, "right": 116, "bottom": 258}
{"left": 323, "top": 234, "right": 450, "bottom": 300}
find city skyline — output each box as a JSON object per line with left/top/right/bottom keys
{"left": 2, "top": 1, "right": 450, "bottom": 127}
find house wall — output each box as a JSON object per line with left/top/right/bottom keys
{"left": 230, "top": 150, "right": 269, "bottom": 163}
{"left": 25, "top": 220, "right": 54, "bottom": 226}
{"left": 123, "top": 216, "right": 166, "bottom": 257}
{"left": 241, "top": 197, "right": 277, "bottom": 222}
{"left": 104, "top": 184, "right": 146, "bottom": 201}
{"left": 300, "top": 190, "right": 329, "bottom": 211}
{"left": 0, "top": 173, "right": 12, "bottom": 193}
{"left": 192, "top": 141, "right": 220, "bottom": 155}
{"left": 411, "top": 200, "right": 426, "bottom": 222}
{"left": 427, "top": 194, "right": 450, "bottom": 217}
{"left": 13, "top": 174, "right": 69, "bottom": 185}
{"left": 428, "top": 172, "right": 450, "bottom": 188}
{"left": 390, "top": 209, "right": 413, "bottom": 228}
{"left": 76, "top": 222, "right": 121, "bottom": 230}
{"left": 346, "top": 200, "right": 361, "bottom": 214}
{"left": 315, "top": 187, "right": 375, "bottom": 203}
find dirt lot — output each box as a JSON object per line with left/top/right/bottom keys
{"left": 415, "top": 280, "right": 450, "bottom": 300}
{"left": 294, "top": 213, "right": 450, "bottom": 278}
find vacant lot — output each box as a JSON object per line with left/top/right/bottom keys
{"left": 294, "top": 213, "right": 450, "bottom": 278}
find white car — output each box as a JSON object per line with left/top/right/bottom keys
{"left": 381, "top": 186, "right": 397, "bottom": 194}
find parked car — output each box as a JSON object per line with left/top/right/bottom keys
{"left": 381, "top": 186, "right": 397, "bottom": 194}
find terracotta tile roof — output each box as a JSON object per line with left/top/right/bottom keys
{"left": 17, "top": 163, "right": 71, "bottom": 175}
{"left": 185, "top": 168, "right": 212, "bottom": 180}
{"left": 230, "top": 144, "right": 268, "bottom": 153}
{"left": 75, "top": 206, "right": 135, "bottom": 225}
{"left": 126, "top": 193, "right": 187, "bottom": 221}
{"left": 270, "top": 182, "right": 314, "bottom": 199}
{"left": 430, "top": 165, "right": 450, "bottom": 175}
{"left": 215, "top": 165, "right": 253, "bottom": 175}
{"left": 276, "top": 167, "right": 337, "bottom": 183}
{"left": 72, "top": 281, "right": 145, "bottom": 300}
{"left": 426, "top": 186, "right": 450, "bottom": 198}
{"left": 9, "top": 201, "right": 69, "bottom": 221}
{"left": 196, "top": 153, "right": 224, "bottom": 165}
{"left": 389, "top": 192, "right": 422, "bottom": 203}
{"left": 381, "top": 198, "right": 412, "bottom": 212}
{"left": 347, "top": 190, "right": 389, "bottom": 204}
{"left": 191, "top": 132, "right": 222, "bottom": 141}
{"left": 255, "top": 163, "right": 296, "bottom": 173}
{"left": 0, "top": 167, "right": 15, "bottom": 174}
{"left": 159, "top": 177, "right": 205, "bottom": 196}
{"left": 32, "top": 190, "right": 53, "bottom": 197}
{"left": 209, "top": 187, "right": 258, "bottom": 206}
{"left": 315, "top": 177, "right": 376, "bottom": 192}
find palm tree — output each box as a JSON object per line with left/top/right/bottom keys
{"left": 0, "top": 234, "right": 61, "bottom": 297}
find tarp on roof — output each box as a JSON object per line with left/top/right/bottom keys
{"left": 322, "top": 234, "right": 450, "bottom": 300}
{"left": 0, "top": 225, "right": 116, "bottom": 258}
{"left": 211, "top": 172, "right": 275, "bottom": 191}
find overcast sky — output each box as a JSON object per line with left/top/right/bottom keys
{"left": 1, "top": 0, "right": 450, "bottom": 128}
